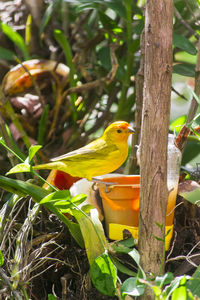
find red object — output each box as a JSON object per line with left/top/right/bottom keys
{"left": 44, "top": 170, "right": 81, "bottom": 190}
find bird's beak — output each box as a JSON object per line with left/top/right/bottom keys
{"left": 128, "top": 126, "right": 135, "bottom": 134}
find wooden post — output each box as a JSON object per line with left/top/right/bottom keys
{"left": 138, "top": 1, "right": 173, "bottom": 298}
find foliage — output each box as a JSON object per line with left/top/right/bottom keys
{"left": 0, "top": 0, "right": 200, "bottom": 299}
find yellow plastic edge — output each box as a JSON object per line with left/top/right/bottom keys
{"left": 109, "top": 223, "right": 174, "bottom": 251}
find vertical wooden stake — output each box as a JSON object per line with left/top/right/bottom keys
{"left": 138, "top": 1, "right": 173, "bottom": 298}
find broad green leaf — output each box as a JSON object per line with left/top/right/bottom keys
{"left": 70, "top": 194, "right": 87, "bottom": 205}
{"left": 0, "top": 175, "right": 84, "bottom": 248}
{"left": 128, "top": 249, "right": 146, "bottom": 279}
{"left": 0, "top": 250, "right": 4, "bottom": 267}
{"left": 0, "top": 175, "right": 49, "bottom": 201}
{"left": 28, "top": 145, "right": 42, "bottom": 163}
{"left": 152, "top": 286, "right": 162, "bottom": 296}
{"left": 187, "top": 265, "right": 200, "bottom": 297}
{"left": 90, "top": 253, "right": 117, "bottom": 297}
{"left": 169, "top": 115, "right": 187, "bottom": 133}
{"left": 173, "top": 33, "right": 197, "bottom": 55}
{"left": 6, "top": 163, "right": 31, "bottom": 175}
{"left": 121, "top": 277, "right": 145, "bottom": 298}
{"left": 40, "top": 190, "right": 71, "bottom": 204}
{"left": 175, "top": 51, "right": 197, "bottom": 65}
{"left": 0, "top": 22, "right": 29, "bottom": 60}
{"left": 165, "top": 275, "right": 190, "bottom": 298}
{"left": 178, "top": 185, "right": 200, "bottom": 207}
{"left": 171, "top": 284, "right": 187, "bottom": 300}
{"left": 173, "top": 63, "right": 195, "bottom": 77}
{"left": 156, "top": 272, "right": 174, "bottom": 288}
{"left": 55, "top": 194, "right": 86, "bottom": 208}
{"left": 111, "top": 238, "right": 135, "bottom": 254}
{"left": 0, "top": 47, "right": 15, "bottom": 60}
{"left": 48, "top": 294, "right": 57, "bottom": 300}
{"left": 110, "top": 255, "right": 137, "bottom": 277}
{"left": 128, "top": 249, "right": 140, "bottom": 266}
{"left": 182, "top": 137, "right": 200, "bottom": 167}
{"left": 73, "top": 208, "right": 106, "bottom": 265}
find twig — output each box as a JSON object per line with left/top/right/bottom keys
{"left": 174, "top": 7, "right": 199, "bottom": 40}
{"left": 171, "top": 86, "right": 188, "bottom": 101}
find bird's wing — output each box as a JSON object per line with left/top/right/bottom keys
{"left": 50, "top": 138, "right": 118, "bottom": 162}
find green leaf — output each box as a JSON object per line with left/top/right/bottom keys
{"left": 28, "top": 145, "right": 42, "bottom": 163}
{"left": 54, "top": 29, "right": 76, "bottom": 111}
{"left": 121, "top": 277, "right": 145, "bottom": 298}
{"left": 0, "top": 137, "right": 24, "bottom": 163}
{"left": 6, "top": 163, "right": 31, "bottom": 175}
{"left": 111, "top": 238, "right": 135, "bottom": 254}
{"left": 171, "top": 284, "right": 187, "bottom": 300}
{"left": 48, "top": 294, "right": 57, "bottom": 300}
{"left": 190, "top": 89, "right": 200, "bottom": 105}
{"left": 39, "top": 0, "right": 61, "bottom": 35}
{"left": 190, "top": 113, "right": 200, "bottom": 129}
{"left": 187, "top": 265, "right": 200, "bottom": 297}
{"left": 70, "top": 194, "right": 87, "bottom": 206}
{"left": 156, "top": 272, "right": 174, "bottom": 288}
{"left": 178, "top": 185, "right": 200, "bottom": 207}
{"left": 73, "top": 207, "right": 106, "bottom": 265}
{"left": 0, "top": 22, "right": 29, "bottom": 60}
{"left": 0, "top": 175, "right": 84, "bottom": 248}
{"left": 152, "top": 285, "right": 162, "bottom": 296}
{"left": 54, "top": 194, "right": 86, "bottom": 209}
{"left": 90, "top": 253, "right": 117, "bottom": 297}
{"left": 182, "top": 138, "right": 200, "bottom": 167}
{"left": 173, "top": 33, "right": 197, "bottom": 55}
{"left": 0, "top": 250, "right": 4, "bottom": 267}
{"left": 173, "top": 63, "right": 195, "bottom": 77}
{"left": 165, "top": 275, "right": 190, "bottom": 298}
{"left": 128, "top": 249, "right": 140, "bottom": 266}
{"left": 175, "top": 51, "right": 197, "bottom": 64}
{"left": 0, "top": 47, "right": 15, "bottom": 60}
{"left": 74, "top": 0, "right": 126, "bottom": 19}
{"left": 128, "top": 249, "right": 146, "bottom": 279}
{"left": 54, "top": 29, "right": 75, "bottom": 85}
{"left": 0, "top": 175, "right": 49, "bottom": 201}
{"left": 169, "top": 115, "right": 187, "bottom": 133}
{"left": 40, "top": 190, "right": 71, "bottom": 204}
{"left": 4, "top": 125, "right": 26, "bottom": 160}
{"left": 110, "top": 255, "right": 137, "bottom": 277}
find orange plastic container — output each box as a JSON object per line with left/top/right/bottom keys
{"left": 98, "top": 174, "right": 176, "bottom": 250}
{"left": 99, "top": 176, "right": 140, "bottom": 231}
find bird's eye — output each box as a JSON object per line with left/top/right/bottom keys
{"left": 117, "top": 129, "right": 122, "bottom": 133}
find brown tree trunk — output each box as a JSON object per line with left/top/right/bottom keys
{"left": 138, "top": 1, "right": 173, "bottom": 299}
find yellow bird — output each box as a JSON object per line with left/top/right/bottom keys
{"left": 10, "top": 121, "right": 135, "bottom": 181}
